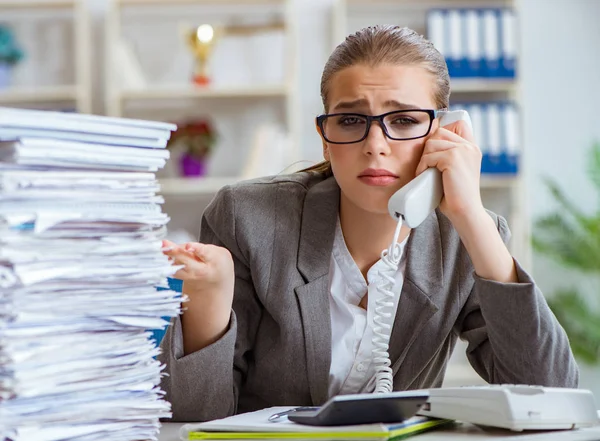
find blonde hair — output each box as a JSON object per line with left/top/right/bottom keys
{"left": 303, "top": 25, "right": 450, "bottom": 176}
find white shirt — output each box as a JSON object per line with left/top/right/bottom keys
{"left": 327, "top": 219, "right": 408, "bottom": 398}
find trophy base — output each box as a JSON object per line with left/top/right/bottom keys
{"left": 192, "top": 74, "right": 211, "bottom": 86}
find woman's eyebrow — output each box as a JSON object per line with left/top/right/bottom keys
{"left": 332, "top": 99, "right": 369, "bottom": 111}
{"left": 382, "top": 100, "right": 421, "bottom": 110}
{"left": 332, "top": 99, "right": 421, "bottom": 112}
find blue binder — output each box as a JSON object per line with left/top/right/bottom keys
{"left": 464, "top": 9, "right": 483, "bottom": 77}
{"left": 151, "top": 277, "right": 183, "bottom": 347}
{"left": 481, "top": 9, "right": 501, "bottom": 78}
{"left": 451, "top": 101, "right": 519, "bottom": 176}
{"left": 498, "top": 9, "right": 517, "bottom": 78}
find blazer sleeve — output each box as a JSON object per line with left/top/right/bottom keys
{"left": 453, "top": 214, "right": 579, "bottom": 387}
{"left": 158, "top": 185, "right": 263, "bottom": 422}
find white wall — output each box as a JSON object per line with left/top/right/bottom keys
{"left": 518, "top": 0, "right": 600, "bottom": 284}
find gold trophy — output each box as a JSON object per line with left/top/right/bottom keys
{"left": 186, "top": 24, "right": 217, "bottom": 86}
{"left": 184, "top": 21, "right": 285, "bottom": 86}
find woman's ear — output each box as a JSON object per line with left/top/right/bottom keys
{"left": 323, "top": 143, "right": 331, "bottom": 161}
{"left": 315, "top": 119, "right": 331, "bottom": 161}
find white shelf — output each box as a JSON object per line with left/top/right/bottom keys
{"left": 0, "top": 1, "right": 92, "bottom": 114}
{"left": 480, "top": 175, "right": 520, "bottom": 189}
{"left": 118, "top": 84, "right": 288, "bottom": 100}
{"left": 346, "top": 0, "right": 513, "bottom": 6}
{"left": 0, "top": 0, "right": 75, "bottom": 8}
{"left": 450, "top": 78, "right": 517, "bottom": 93}
{"left": 159, "top": 177, "right": 239, "bottom": 195}
{"left": 115, "top": 0, "right": 282, "bottom": 5}
{"left": 0, "top": 85, "right": 79, "bottom": 104}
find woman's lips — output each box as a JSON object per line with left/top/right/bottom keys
{"left": 358, "top": 168, "right": 399, "bottom": 186}
{"left": 358, "top": 175, "right": 398, "bottom": 186}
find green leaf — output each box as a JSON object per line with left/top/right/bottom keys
{"left": 587, "top": 141, "right": 600, "bottom": 193}
{"left": 548, "top": 290, "right": 600, "bottom": 363}
{"left": 532, "top": 213, "right": 600, "bottom": 272}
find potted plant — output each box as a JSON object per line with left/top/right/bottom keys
{"left": 532, "top": 141, "right": 600, "bottom": 365}
{"left": 166, "top": 119, "right": 218, "bottom": 177}
{"left": 0, "top": 25, "right": 24, "bottom": 89}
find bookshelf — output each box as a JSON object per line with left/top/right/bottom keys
{"left": 0, "top": 0, "right": 92, "bottom": 113}
{"left": 104, "top": 0, "right": 300, "bottom": 187}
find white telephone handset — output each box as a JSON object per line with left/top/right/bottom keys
{"left": 370, "top": 110, "right": 473, "bottom": 394}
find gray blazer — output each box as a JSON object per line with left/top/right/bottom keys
{"left": 159, "top": 173, "right": 578, "bottom": 423}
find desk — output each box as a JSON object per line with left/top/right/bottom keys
{"left": 159, "top": 422, "right": 600, "bottom": 441}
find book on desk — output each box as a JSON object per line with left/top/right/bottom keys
{"left": 178, "top": 407, "right": 452, "bottom": 440}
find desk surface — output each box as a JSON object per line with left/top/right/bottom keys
{"left": 159, "top": 422, "right": 600, "bottom": 441}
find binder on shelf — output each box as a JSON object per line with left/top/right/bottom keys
{"left": 482, "top": 9, "right": 501, "bottom": 78}
{"left": 451, "top": 101, "right": 519, "bottom": 176}
{"left": 464, "top": 9, "right": 483, "bottom": 78}
{"left": 427, "top": 8, "right": 517, "bottom": 79}
{"left": 446, "top": 9, "right": 465, "bottom": 78}
{"left": 485, "top": 102, "right": 502, "bottom": 172}
{"left": 466, "top": 103, "right": 485, "bottom": 159}
{"left": 501, "top": 102, "right": 520, "bottom": 174}
{"left": 499, "top": 9, "right": 517, "bottom": 78}
{"left": 426, "top": 9, "right": 447, "bottom": 67}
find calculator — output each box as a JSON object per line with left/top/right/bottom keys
{"left": 287, "top": 391, "right": 429, "bottom": 426}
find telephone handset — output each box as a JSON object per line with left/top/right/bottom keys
{"left": 370, "top": 110, "right": 473, "bottom": 394}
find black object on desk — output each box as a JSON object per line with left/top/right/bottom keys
{"left": 288, "top": 392, "right": 429, "bottom": 426}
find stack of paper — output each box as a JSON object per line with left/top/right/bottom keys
{"left": 0, "top": 107, "right": 183, "bottom": 441}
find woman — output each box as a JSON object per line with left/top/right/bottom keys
{"left": 160, "top": 25, "right": 578, "bottom": 423}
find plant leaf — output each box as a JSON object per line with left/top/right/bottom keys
{"left": 548, "top": 290, "right": 600, "bottom": 363}
{"left": 587, "top": 141, "right": 600, "bottom": 192}
{"left": 532, "top": 213, "right": 600, "bottom": 272}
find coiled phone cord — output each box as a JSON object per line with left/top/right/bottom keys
{"left": 372, "top": 216, "right": 404, "bottom": 394}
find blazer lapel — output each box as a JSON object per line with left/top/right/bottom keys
{"left": 388, "top": 211, "right": 444, "bottom": 376}
{"left": 295, "top": 176, "right": 340, "bottom": 405}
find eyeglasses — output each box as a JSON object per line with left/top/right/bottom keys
{"left": 316, "top": 109, "right": 442, "bottom": 144}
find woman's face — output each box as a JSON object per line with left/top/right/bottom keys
{"left": 319, "top": 63, "right": 440, "bottom": 215}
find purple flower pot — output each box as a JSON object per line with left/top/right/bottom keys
{"left": 0, "top": 63, "right": 11, "bottom": 89}
{"left": 180, "top": 153, "right": 207, "bottom": 177}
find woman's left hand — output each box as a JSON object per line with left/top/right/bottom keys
{"left": 414, "top": 119, "right": 484, "bottom": 225}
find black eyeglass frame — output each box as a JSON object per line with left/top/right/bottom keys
{"left": 316, "top": 109, "right": 444, "bottom": 144}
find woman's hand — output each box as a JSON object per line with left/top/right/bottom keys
{"left": 162, "top": 239, "right": 235, "bottom": 353}
{"left": 163, "top": 239, "right": 234, "bottom": 298}
{"left": 415, "top": 119, "right": 484, "bottom": 225}
{"left": 415, "top": 120, "right": 517, "bottom": 283}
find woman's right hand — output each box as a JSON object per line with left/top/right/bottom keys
{"left": 163, "top": 239, "right": 235, "bottom": 299}
{"left": 162, "top": 239, "right": 235, "bottom": 353}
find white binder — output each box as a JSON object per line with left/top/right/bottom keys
{"left": 426, "top": 9, "right": 447, "bottom": 59}
{"left": 468, "top": 103, "right": 485, "bottom": 155}
{"left": 500, "top": 9, "right": 517, "bottom": 77}
{"left": 486, "top": 103, "right": 502, "bottom": 168}
{"left": 502, "top": 103, "right": 520, "bottom": 173}
{"left": 464, "top": 9, "right": 482, "bottom": 77}
{"left": 482, "top": 9, "right": 500, "bottom": 77}
{"left": 446, "top": 9, "right": 464, "bottom": 77}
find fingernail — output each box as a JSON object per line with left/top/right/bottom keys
{"left": 162, "top": 247, "right": 173, "bottom": 252}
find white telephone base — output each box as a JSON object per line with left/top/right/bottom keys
{"left": 387, "top": 109, "right": 472, "bottom": 228}
{"left": 417, "top": 385, "right": 599, "bottom": 432}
